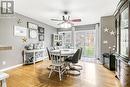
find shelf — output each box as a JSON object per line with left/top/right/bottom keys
{"left": 36, "top": 58, "right": 43, "bottom": 62}
{"left": 23, "top": 49, "right": 45, "bottom": 65}
{"left": 24, "top": 49, "right": 45, "bottom": 53}
{"left": 0, "top": 45, "right": 12, "bottom": 51}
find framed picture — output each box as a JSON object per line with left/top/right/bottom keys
{"left": 14, "top": 26, "right": 27, "bottom": 37}
{"left": 27, "top": 22, "right": 38, "bottom": 29}
{"left": 29, "top": 29, "right": 38, "bottom": 39}
{"left": 38, "top": 27, "right": 44, "bottom": 33}
{"left": 39, "top": 34, "right": 44, "bottom": 41}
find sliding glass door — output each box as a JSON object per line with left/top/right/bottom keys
{"left": 59, "top": 29, "right": 97, "bottom": 60}
{"left": 75, "top": 30, "right": 96, "bottom": 59}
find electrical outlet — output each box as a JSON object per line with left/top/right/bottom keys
{"left": 2, "top": 61, "right": 6, "bottom": 65}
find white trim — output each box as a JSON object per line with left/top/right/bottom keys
{"left": 0, "top": 56, "right": 48, "bottom": 72}
{"left": 44, "top": 56, "right": 48, "bottom": 59}
{"left": 0, "top": 64, "right": 23, "bottom": 72}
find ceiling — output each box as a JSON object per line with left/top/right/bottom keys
{"left": 15, "top": 0, "right": 120, "bottom": 28}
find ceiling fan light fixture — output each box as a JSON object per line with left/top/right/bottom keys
{"left": 60, "top": 22, "right": 72, "bottom": 28}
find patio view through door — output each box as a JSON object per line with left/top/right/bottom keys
{"left": 75, "top": 30, "right": 96, "bottom": 61}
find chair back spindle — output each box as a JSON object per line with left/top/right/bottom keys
{"left": 50, "top": 51, "right": 62, "bottom": 65}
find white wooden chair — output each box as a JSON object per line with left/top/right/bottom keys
{"left": 0, "top": 72, "right": 9, "bottom": 87}
{"left": 48, "top": 51, "right": 66, "bottom": 81}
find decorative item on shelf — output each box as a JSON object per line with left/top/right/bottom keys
{"left": 24, "top": 44, "right": 34, "bottom": 50}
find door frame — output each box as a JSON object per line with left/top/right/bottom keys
{"left": 74, "top": 29, "right": 96, "bottom": 58}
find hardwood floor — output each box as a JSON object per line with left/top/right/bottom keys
{"left": 4, "top": 60, "right": 121, "bottom": 87}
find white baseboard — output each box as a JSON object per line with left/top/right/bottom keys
{"left": 0, "top": 56, "right": 48, "bottom": 72}
{"left": 0, "top": 64, "right": 23, "bottom": 72}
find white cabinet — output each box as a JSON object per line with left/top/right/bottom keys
{"left": 23, "top": 49, "right": 46, "bottom": 64}
{"left": 52, "top": 34, "right": 63, "bottom": 47}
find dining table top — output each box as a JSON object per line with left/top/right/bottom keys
{"left": 50, "top": 49, "right": 77, "bottom": 56}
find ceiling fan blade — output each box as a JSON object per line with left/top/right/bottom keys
{"left": 57, "top": 22, "right": 65, "bottom": 25}
{"left": 51, "top": 19, "right": 63, "bottom": 21}
{"left": 67, "top": 21, "right": 74, "bottom": 25}
{"left": 71, "top": 19, "right": 81, "bottom": 22}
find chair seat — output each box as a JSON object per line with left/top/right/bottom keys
{"left": 65, "top": 57, "right": 72, "bottom": 62}
{"left": 51, "top": 61, "right": 65, "bottom": 66}
{"left": 0, "top": 72, "right": 9, "bottom": 80}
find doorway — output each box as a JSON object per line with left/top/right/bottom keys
{"left": 75, "top": 30, "right": 96, "bottom": 62}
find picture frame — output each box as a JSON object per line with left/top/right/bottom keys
{"left": 1, "top": 1, "right": 14, "bottom": 14}
{"left": 14, "top": 26, "right": 27, "bottom": 37}
{"left": 39, "top": 34, "right": 44, "bottom": 41}
{"left": 38, "top": 27, "right": 44, "bottom": 33}
{"left": 27, "top": 22, "right": 38, "bottom": 29}
{"left": 29, "top": 29, "right": 38, "bottom": 39}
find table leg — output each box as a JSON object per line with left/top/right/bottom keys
{"left": 33, "top": 52, "right": 35, "bottom": 64}
{"left": 2, "top": 79, "right": 7, "bottom": 87}
{"left": 24, "top": 51, "right": 26, "bottom": 64}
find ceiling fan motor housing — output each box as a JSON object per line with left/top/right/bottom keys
{"left": 64, "top": 11, "right": 68, "bottom": 15}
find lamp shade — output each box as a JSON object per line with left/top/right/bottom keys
{"left": 60, "top": 22, "right": 72, "bottom": 28}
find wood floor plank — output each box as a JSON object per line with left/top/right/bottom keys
{"left": 2, "top": 60, "right": 121, "bottom": 87}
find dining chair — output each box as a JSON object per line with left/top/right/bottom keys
{"left": 48, "top": 51, "right": 66, "bottom": 81}
{"left": 50, "top": 47, "right": 55, "bottom": 50}
{"left": 73, "top": 47, "right": 83, "bottom": 70}
{"left": 46, "top": 47, "right": 51, "bottom": 60}
{"left": 46, "top": 47, "right": 53, "bottom": 70}
{"left": 65, "top": 49, "right": 81, "bottom": 75}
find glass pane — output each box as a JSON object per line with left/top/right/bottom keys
{"left": 75, "top": 30, "right": 95, "bottom": 58}
{"left": 120, "top": 7, "right": 129, "bottom": 56}
{"left": 59, "top": 31, "right": 72, "bottom": 48}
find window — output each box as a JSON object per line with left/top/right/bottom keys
{"left": 59, "top": 31, "right": 72, "bottom": 48}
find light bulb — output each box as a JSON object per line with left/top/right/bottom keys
{"left": 60, "top": 22, "right": 72, "bottom": 28}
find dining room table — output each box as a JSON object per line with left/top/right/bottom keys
{"left": 50, "top": 48, "right": 77, "bottom": 57}
{"left": 49, "top": 48, "right": 81, "bottom": 76}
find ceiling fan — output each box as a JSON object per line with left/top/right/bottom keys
{"left": 51, "top": 11, "right": 81, "bottom": 26}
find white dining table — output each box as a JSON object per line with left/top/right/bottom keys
{"left": 50, "top": 49, "right": 77, "bottom": 57}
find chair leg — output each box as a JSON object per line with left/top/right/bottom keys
{"left": 70, "top": 65, "right": 82, "bottom": 70}
{"left": 48, "top": 66, "right": 53, "bottom": 78}
{"left": 47, "top": 65, "right": 52, "bottom": 70}
{"left": 58, "top": 67, "right": 62, "bottom": 81}
{"left": 67, "top": 63, "right": 81, "bottom": 76}
{"left": 2, "top": 79, "right": 7, "bottom": 87}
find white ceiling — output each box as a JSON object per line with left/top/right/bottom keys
{"left": 15, "top": 0, "right": 120, "bottom": 28}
